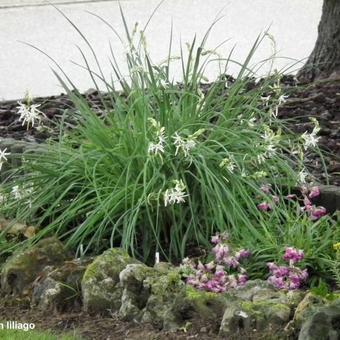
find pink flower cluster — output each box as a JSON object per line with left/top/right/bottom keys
{"left": 300, "top": 186, "right": 327, "bottom": 220}
{"left": 257, "top": 184, "right": 327, "bottom": 221}
{"left": 182, "top": 232, "right": 251, "bottom": 293}
{"left": 267, "top": 247, "right": 308, "bottom": 290}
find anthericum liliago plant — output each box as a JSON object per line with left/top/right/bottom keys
{"left": 0, "top": 5, "right": 337, "bottom": 268}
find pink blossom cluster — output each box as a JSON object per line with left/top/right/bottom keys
{"left": 182, "top": 233, "right": 251, "bottom": 293}
{"left": 257, "top": 184, "right": 327, "bottom": 221}
{"left": 267, "top": 247, "right": 308, "bottom": 290}
{"left": 300, "top": 186, "right": 327, "bottom": 220}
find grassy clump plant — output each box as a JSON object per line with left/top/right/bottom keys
{"left": 0, "top": 6, "right": 337, "bottom": 279}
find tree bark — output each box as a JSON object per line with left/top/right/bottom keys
{"left": 297, "top": 0, "right": 340, "bottom": 82}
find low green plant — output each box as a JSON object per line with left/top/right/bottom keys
{"left": 0, "top": 5, "right": 334, "bottom": 268}
{"left": 0, "top": 325, "right": 81, "bottom": 340}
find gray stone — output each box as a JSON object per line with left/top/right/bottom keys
{"left": 219, "top": 300, "right": 291, "bottom": 337}
{"left": 32, "top": 258, "right": 92, "bottom": 311}
{"left": 0, "top": 237, "right": 68, "bottom": 295}
{"left": 298, "top": 300, "right": 340, "bottom": 340}
{"left": 81, "top": 248, "right": 139, "bottom": 313}
{"left": 119, "top": 263, "right": 155, "bottom": 320}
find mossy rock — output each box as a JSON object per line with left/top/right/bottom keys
{"left": 119, "top": 263, "right": 158, "bottom": 321}
{"left": 219, "top": 299, "right": 291, "bottom": 337}
{"left": 293, "top": 292, "right": 326, "bottom": 327}
{"left": 141, "top": 269, "right": 187, "bottom": 330}
{"left": 81, "top": 248, "right": 139, "bottom": 313}
{"left": 0, "top": 237, "right": 68, "bottom": 296}
{"left": 298, "top": 299, "right": 340, "bottom": 340}
{"left": 32, "top": 257, "right": 93, "bottom": 311}
{"left": 181, "top": 286, "right": 231, "bottom": 333}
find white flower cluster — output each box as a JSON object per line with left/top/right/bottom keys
{"left": 301, "top": 118, "right": 320, "bottom": 150}
{"left": 164, "top": 180, "right": 188, "bottom": 207}
{"left": 0, "top": 148, "right": 10, "bottom": 171}
{"left": 148, "top": 127, "right": 166, "bottom": 156}
{"left": 147, "top": 119, "right": 202, "bottom": 159}
{"left": 11, "top": 185, "right": 33, "bottom": 207}
{"left": 257, "top": 126, "right": 281, "bottom": 163}
{"left": 172, "top": 133, "right": 196, "bottom": 157}
{"left": 17, "top": 101, "right": 43, "bottom": 129}
{"left": 219, "top": 157, "right": 236, "bottom": 173}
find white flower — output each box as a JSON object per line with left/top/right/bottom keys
{"left": 11, "top": 185, "right": 33, "bottom": 201}
{"left": 298, "top": 169, "right": 308, "bottom": 184}
{"left": 17, "top": 101, "right": 43, "bottom": 129}
{"left": 261, "top": 127, "right": 276, "bottom": 144}
{"left": 247, "top": 117, "right": 257, "bottom": 127}
{"left": 236, "top": 310, "right": 248, "bottom": 318}
{"left": 148, "top": 122, "right": 166, "bottom": 156}
{"left": 164, "top": 180, "right": 187, "bottom": 207}
{"left": 172, "top": 132, "right": 196, "bottom": 157}
{"left": 265, "top": 144, "right": 276, "bottom": 158}
{"left": 261, "top": 95, "right": 271, "bottom": 106}
{"left": 148, "top": 141, "right": 164, "bottom": 156}
{"left": 0, "top": 148, "right": 10, "bottom": 170}
{"left": 219, "top": 157, "right": 236, "bottom": 173}
{"left": 257, "top": 153, "right": 266, "bottom": 164}
{"left": 11, "top": 185, "right": 22, "bottom": 200}
{"left": 301, "top": 118, "right": 321, "bottom": 150}
{"left": 278, "top": 95, "right": 288, "bottom": 105}
{"left": 301, "top": 132, "right": 320, "bottom": 150}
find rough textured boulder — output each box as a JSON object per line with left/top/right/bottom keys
{"left": 81, "top": 248, "right": 139, "bottom": 313}
{"left": 32, "top": 258, "right": 92, "bottom": 311}
{"left": 119, "top": 263, "right": 157, "bottom": 321}
{"left": 0, "top": 237, "right": 68, "bottom": 295}
{"left": 292, "top": 292, "right": 326, "bottom": 328}
{"left": 219, "top": 280, "right": 305, "bottom": 337}
{"left": 141, "top": 268, "right": 188, "bottom": 330}
{"left": 298, "top": 300, "right": 340, "bottom": 340}
{"left": 119, "top": 262, "right": 228, "bottom": 331}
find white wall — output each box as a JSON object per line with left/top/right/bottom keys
{"left": 0, "top": 0, "right": 323, "bottom": 100}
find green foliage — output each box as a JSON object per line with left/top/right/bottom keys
{"left": 0, "top": 6, "right": 335, "bottom": 275}
{"left": 310, "top": 281, "right": 340, "bottom": 302}
{"left": 0, "top": 325, "right": 81, "bottom": 340}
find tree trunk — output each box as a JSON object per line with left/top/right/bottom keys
{"left": 297, "top": 0, "right": 340, "bottom": 82}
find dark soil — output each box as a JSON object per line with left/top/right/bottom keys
{"left": 0, "top": 301, "right": 287, "bottom": 340}
{"left": 0, "top": 301, "right": 218, "bottom": 340}
{"left": 277, "top": 77, "right": 340, "bottom": 186}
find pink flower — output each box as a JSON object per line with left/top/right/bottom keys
{"left": 238, "top": 274, "right": 248, "bottom": 285}
{"left": 303, "top": 196, "right": 312, "bottom": 207}
{"left": 260, "top": 184, "right": 272, "bottom": 194}
{"left": 285, "top": 194, "right": 297, "bottom": 201}
{"left": 257, "top": 201, "right": 271, "bottom": 212}
{"left": 212, "top": 244, "right": 230, "bottom": 262}
{"left": 211, "top": 235, "right": 220, "bottom": 244}
{"left": 283, "top": 247, "right": 304, "bottom": 264}
{"left": 235, "top": 249, "right": 251, "bottom": 260}
{"left": 308, "top": 186, "right": 320, "bottom": 199}
{"left": 272, "top": 195, "right": 280, "bottom": 204}
{"left": 310, "top": 206, "right": 327, "bottom": 221}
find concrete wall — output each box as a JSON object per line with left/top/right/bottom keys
{"left": 0, "top": 0, "right": 323, "bottom": 100}
{"left": 0, "top": 0, "right": 114, "bottom": 8}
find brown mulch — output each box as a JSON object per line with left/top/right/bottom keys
{"left": 277, "top": 77, "right": 340, "bottom": 186}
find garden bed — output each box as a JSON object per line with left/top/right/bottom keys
{"left": 1, "top": 59, "right": 339, "bottom": 339}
